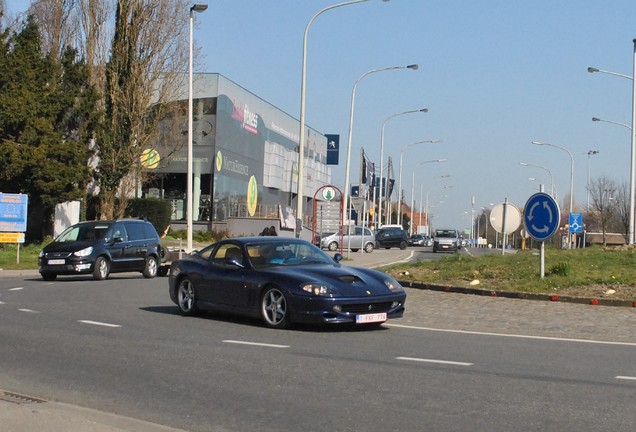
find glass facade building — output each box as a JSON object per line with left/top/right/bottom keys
{"left": 142, "top": 74, "right": 332, "bottom": 229}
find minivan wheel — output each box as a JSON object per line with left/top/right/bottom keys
{"left": 143, "top": 256, "right": 158, "bottom": 278}
{"left": 93, "top": 256, "right": 110, "bottom": 280}
{"left": 399, "top": 240, "right": 407, "bottom": 250}
{"left": 41, "top": 272, "right": 57, "bottom": 281}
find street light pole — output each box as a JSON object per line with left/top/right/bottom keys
{"left": 532, "top": 140, "right": 574, "bottom": 248}
{"left": 591, "top": 116, "right": 633, "bottom": 240}
{"left": 342, "top": 63, "right": 418, "bottom": 254}
{"left": 378, "top": 108, "right": 428, "bottom": 228}
{"left": 397, "top": 139, "right": 441, "bottom": 225}
{"left": 297, "top": 0, "right": 379, "bottom": 238}
{"left": 585, "top": 150, "right": 599, "bottom": 210}
{"left": 410, "top": 159, "right": 446, "bottom": 236}
{"left": 519, "top": 162, "right": 555, "bottom": 197}
{"left": 187, "top": 2, "right": 208, "bottom": 253}
{"left": 588, "top": 41, "right": 636, "bottom": 244}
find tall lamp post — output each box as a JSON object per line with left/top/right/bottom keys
{"left": 397, "top": 139, "right": 442, "bottom": 225}
{"left": 187, "top": 2, "right": 208, "bottom": 252}
{"left": 297, "top": 0, "right": 381, "bottom": 238}
{"left": 532, "top": 140, "right": 574, "bottom": 248}
{"left": 343, "top": 63, "right": 418, "bottom": 252}
{"left": 519, "top": 162, "right": 555, "bottom": 197}
{"left": 410, "top": 159, "right": 446, "bottom": 236}
{"left": 587, "top": 40, "right": 636, "bottom": 244}
{"left": 584, "top": 150, "right": 600, "bottom": 210}
{"left": 378, "top": 108, "right": 428, "bottom": 227}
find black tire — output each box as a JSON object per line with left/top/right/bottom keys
{"left": 399, "top": 240, "right": 407, "bottom": 250}
{"left": 41, "top": 273, "right": 57, "bottom": 281}
{"left": 327, "top": 241, "right": 338, "bottom": 251}
{"left": 176, "top": 277, "right": 199, "bottom": 316}
{"left": 364, "top": 242, "right": 374, "bottom": 253}
{"left": 92, "top": 256, "right": 110, "bottom": 280}
{"left": 159, "top": 244, "right": 169, "bottom": 263}
{"left": 351, "top": 248, "right": 359, "bottom": 252}
{"left": 261, "top": 287, "right": 291, "bottom": 329}
{"left": 142, "top": 256, "right": 158, "bottom": 278}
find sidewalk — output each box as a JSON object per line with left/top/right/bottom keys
{"left": 0, "top": 390, "right": 188, "bottom": 432}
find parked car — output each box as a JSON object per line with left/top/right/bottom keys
{"left": 375, "top": 227, "right": 408, "bottom": 250}
{"left": 432, "top": 228, "right": 460, "bottom": 253}
{"left": 408, "top": 234, "right": 425, "bottom": 246}
{"left": 409, "top": 234, "right": 433, "bottom": 247}
{"left": 168, "top": 237, "right": 406, "bottom": 329}
{"left": 38, "top": 219, "right": 163, "bottom": 281}
{"left": 320, "top": 226, "right": 375, "bottom": 253}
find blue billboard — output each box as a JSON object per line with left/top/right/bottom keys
{"left": 0, "top": 193, "right": 28, "bottom": 232}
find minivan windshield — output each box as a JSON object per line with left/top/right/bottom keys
{"left": 55, "top": 223, "right": 111, "bottom": 242}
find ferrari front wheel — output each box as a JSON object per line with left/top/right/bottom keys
{"left": 261, "top": 287, "right": 290, "bottom": 329}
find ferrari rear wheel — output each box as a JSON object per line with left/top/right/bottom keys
{"left": 177, "top": 278, "right": 199, "bottom": 316}
{"left": 261, "top": 287, "right": 290, "bottom": 329}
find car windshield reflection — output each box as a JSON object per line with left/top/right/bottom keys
{"left": 246, "top": 241, "right": 334, "bottom": 269}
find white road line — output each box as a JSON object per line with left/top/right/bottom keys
{"left": 223, "top": 340, "right": 289, "bottom": 349}
{"left": 78, "top": 320, "right": 121, "bottom": 328}
{"left": 18, "top": 309, "right": 39, "bottom": 313}
{"left": 0, "top": 301, "right": 5, "bottom": 304}
{"left": 616, "top": 376, "right": 636, "bottom": 381}
{"left": 9, "top": 287, "right": 23, "bottom": 291}
{"left": 396, "top": 356, "right": 473, "bottom": 366}
{"left": 387, "top": 323, "right": 636, "bottom": 347}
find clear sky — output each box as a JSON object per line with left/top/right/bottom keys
{"left": 7, "top": 0, "right": 636, "bottom": 232}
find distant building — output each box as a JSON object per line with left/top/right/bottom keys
{"left": 141, "top": 73, "right": 333, "bottom": 232}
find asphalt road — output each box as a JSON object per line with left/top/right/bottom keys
{"left": 1, "top": 254, "right": 635, "bottom": 432}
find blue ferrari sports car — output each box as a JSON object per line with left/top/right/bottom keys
{"left": 168, "top": 237, "right": 406, "bottom": 329}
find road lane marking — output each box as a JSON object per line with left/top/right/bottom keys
{"left": 78, "top": 320, "right": 121, "bottom": 328}
{"left": 616, "top": 376, "right": 636, "bottom": 381}
{"left": 9, "top": 287, "right": 23, "bottom": 291}
{"left": 223, "top": 340, "right": 289, "bottom": 349}
{"left": 387, "top": 323, "right": 636, "bottom": 347}
{"left": 18, "top": 309, "right": 39, "bottom": 313}
{"left": 396, "top": 357, "right": 473, "bottom": 366}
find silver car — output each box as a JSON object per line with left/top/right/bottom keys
{"left": 432, "top": 229, "right": 459, "bottom": 253}
{"left": 321, "top": 226, "right": 375, "bottom": 253}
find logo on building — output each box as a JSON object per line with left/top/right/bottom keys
{"left": 247, "top": 176, "right": 258, "bottom": 216}
{"left": 216, "top": 151, "right": 223, "bottom": 172}
{"left": 140, "top": 149, "right": 160, "bottom": 169}
{"left": 231, "top": 100, "right": 259, "bottom": 135}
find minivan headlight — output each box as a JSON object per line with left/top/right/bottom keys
{"left": 73, "top": 246, "right": 93, "bottom": 257}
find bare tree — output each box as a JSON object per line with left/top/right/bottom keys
{"left": 28, "top": 0, "right": 193, "bottom": 219}
{"left": 614, "top": 181, "right": 630, "bottom": 242}
{"left": 588, "top": 176, "right": 619, "bottom": 245}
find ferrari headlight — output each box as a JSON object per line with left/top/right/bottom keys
{"left": 73, "top": 246, "right": 93, "bottom": 257}
{"left": 301, "top": 283, "right": 335, "bottom": 297}
{"left": 384, "top": 278, "right": 404, "bottom": 292}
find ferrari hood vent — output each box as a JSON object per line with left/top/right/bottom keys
{"left": 336, "top": 274, "right": 364, "bottom": 284}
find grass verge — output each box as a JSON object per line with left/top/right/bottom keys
{"left": 383, "top": 245, "right": 636, "bottom": 301}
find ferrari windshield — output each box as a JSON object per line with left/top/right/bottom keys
{"left": 246, "top": 240, "right": 335, "bottom": 269}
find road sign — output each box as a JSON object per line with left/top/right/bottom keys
{"left": 0, "top": 232, "right": 25, "bottom": 243}
{"left": 489, "top": 202, "right": 521, "bottom": 233}
{"left": 568, "top": 212, "right": 583, "bottom": 233}
{"left": 322, "top": 187, "right": 336, "bottom": 201}
{"left": 523, "top": 192, "right": 560, "bottom": 241}
{"left": 0, "top": 193, "right": 28, "bottom": 232}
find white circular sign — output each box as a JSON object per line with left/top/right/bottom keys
{"left": 489, "top": 202, "right": 521, "bottom": 233}
{"left": 322, "top": 187, "right": 336, "bottom": 201}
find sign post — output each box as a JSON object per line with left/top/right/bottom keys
{"left": 0, "top": 193, "right": 29, "bottom": 264}
{"left": 523, "top": 191, "right": 560, "bottom": 278}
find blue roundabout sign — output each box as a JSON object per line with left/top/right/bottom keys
{"left": 523, "top": 192, "right": 560, "bottom": 241}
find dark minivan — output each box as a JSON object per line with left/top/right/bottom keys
{"left": 39, "top": 219, "right": 162, "bottom": 281}
{"left": 375, "top": 227, "right": 408, "bottom": 250}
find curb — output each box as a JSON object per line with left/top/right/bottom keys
{"left": 399, "top": 280, "right": 636, "bottom": 308}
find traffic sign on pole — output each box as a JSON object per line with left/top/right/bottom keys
{"left": 524, "top": 192, "right": 560, "bottom": 241}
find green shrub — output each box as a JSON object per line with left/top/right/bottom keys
{"left": 126, "top": 198, "right": 172, "bottom": 234}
